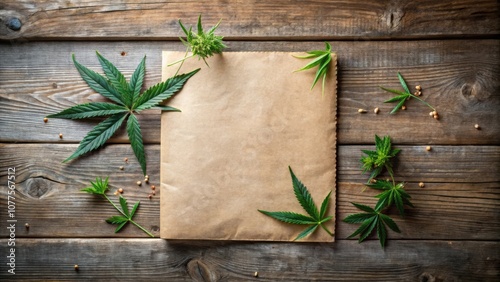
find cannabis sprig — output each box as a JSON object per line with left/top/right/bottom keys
{"left": 345, "top": 134, "right": 415, "bottom": 248}
{"left": 82, "top": 177, "right": 154, "bottom": 237}
{"left": 343, "top": 203, "right": 400, "bottom": 248}
{"left": 168, "top": 15, "right": 226, "bottom": 74}
{"left": 46, "top": 52, "right": 200, "bottom": 175}
{"left": 258, "top": 166, "right": 333, "bottom": 241}
{"left": 381, "top": 72, "right": 436, "bottom": 114}
{"left": 360, "top": 135, "right": 400, "bottom": 183}
{"left": 293, "top": 42, "right": 334, "bottom": 96}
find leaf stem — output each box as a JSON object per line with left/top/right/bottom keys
{"left": 103, "top": 194, "right": 154, "bottom": 237}
{"left": 320, "top": 224, "right": 334, "bottom": 237}
{"left": 409, "top": 93, "right": 435, "bottom": 111}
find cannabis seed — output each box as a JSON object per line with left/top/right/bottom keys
{"left": 474, "top": 124, "right": 480, "bottom": 129}
{"left": 433, "top": 114, "right": 439, "bottom": 120}
{"left": 426, "top": 146, "right": 432, "bottom": 151}
{"left": 148, "top": 194, "right": 152, "bottom": 199}
{"left": 144, "top": 178, "right": 149, "bottom": 184}
{"left": 25, "top": 223, "right": 29, "bottom": 229}
{"left": 358, "top": 109, "right": 367, "bottom": 113}
{"left": 114, "top": 191, "right": 118, "bottom": 195}
{"left": 419, "top": 182, "right": 425, "bottom": 188}
{"left": 416, "top": 91, "right": 422, "bottom": 96}
{"left": 370, "top": 179, "right": 377, "bottom": 183}
{"left": 374, "top": 107, "right": 379, "bottom": 114}
{"left": 59, "top": 133, "right": 63, "bottom": 139}
{"left": 254, "top": 271, "right": 259, "bottom": 277}
{"left": 137, "top": 181, "right": 142, "bottom": 186}
{"left": 402, "top": 105, "right": 407, "bottom": 110}
{"left": 124, "top": 157, "right": 128, "bottom": 162}
{"left": 119, "top": 166, "right": 124, "bottom": 170}
{"left": 118, "top": 188, "right": 123, "bottom": 193}
{"left": 74, "top": 264, "right": 79, "bottom": 271}
{"left": 416, "top": 85, "right": 422, "bottom": 91}
{"left": 152, "top": 190, "right": 156, "bottom": 195}
{"left": 43, "top": 117, "right": 48, "bottom": 123}
{"left": 429, "top": 112, "right": 434, "bottom": 117}
{"left": 151, "top": 185, "right": 156, "bottom": 190}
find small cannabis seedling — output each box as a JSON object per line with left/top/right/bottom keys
{"left": 82, "top": 177, "right": 154, "bottom": 237}
{"left": 381, "top": 72, "right": 437, "bottom": 115}
{"left": 259, "top": 166, "right": 334, "bottom": 240}
{"left": 168, "top": 15, "right": 226, "bottom": 74}
{"left": 360, "top": 135, "right": 401, "bottom": 183}
{"left": 293, "top": 42, "right": 334, "bottom": 96}
{"left": 46, "top": 51, "right": 199, "bottom": 175}
{"left": 345, "top": 134, "right": 414, "bottom": 248}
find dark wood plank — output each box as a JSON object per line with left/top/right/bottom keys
{"left": 0, "top": 144, "right": 498, "bottom": 239}
{"left": 1, "top": 40, "right": 499, "bottom": 145}
{"left": 1, "top": 0, "right": 498, "bottom": 40}
{"left": 0, "top": 239, "right": 497, "bottom": 281}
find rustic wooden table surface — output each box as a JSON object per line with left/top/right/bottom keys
{"left": 1, "top": 1, "right": 499, "bottom": 281}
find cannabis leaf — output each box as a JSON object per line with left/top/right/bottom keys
{"left": 343, "top": 202, "right": 400, "bottom": 248}
{"left": 46, "top": 51, "right": 200, "bottom": 175}
{"left": 82, "top": 177, "right": 154, "bottom": 237}
{"left": 360, "top": 135, "right": 400, "bottom": 183}
{"left": 168, "top": 15, "right": 226, "bottom": 74}
{"left": 293, "top": 42, "right": 334, "bottom": 96}
{"left": 381, "top": 72, "right": 436, "bottom": 114}
{"left": 367, "top": 180, "right": 414, "bottom": 216}
{"left": 258, "top": 166, "right": 334, "bottom": 241}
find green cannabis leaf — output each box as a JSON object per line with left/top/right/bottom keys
{"left": 381, "top": 72, "right": 436, "bottom": 114}
{"left": 168, "top": 15, "right": 226, "bottom": 74}
{"left": 360, "top": 135, "right": 401, "bottom": 183}
{"left": 343, "top": 202, "right": 400, "bottom": 248}
{"left": 367, "top": 180, "right": 414, "bottom": 216}
{"left": 46, "top": 51, "right": 200, "bottom": 175}
{"left": 82, "top": 177, "right": 154, "bottom": 237}
{"left": 258, "top": 166, "right": 334, "bottom": 241}
{"left": 293, "top": 42, "right": 334, "bottom": 96}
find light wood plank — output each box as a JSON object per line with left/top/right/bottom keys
{"left": 0, "top": 239, "right": 497, "bottom": 281}
{"left": 1, "top": 40, "right": 499, "bottom": 145}
{"left": 0, "top": 0, "right": 498, "bottom": 40}
{"left": 0, "top": 144, "right": 498, "bottom": 239}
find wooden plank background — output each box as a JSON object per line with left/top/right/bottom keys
{"left": 1, "top": 0, "right": 499, "bottom": 280}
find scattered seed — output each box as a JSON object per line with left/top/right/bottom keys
{"left": 419, "top": 182, "right": 425, "bottom": 188}
{"left": 474, "top": 124, "right": 480, "bottom": 129}
{"left": 120, "top": 51, "right": 127, "bottom": 56}
{"left": 426, "top": 146, "right": 432, "bottom": 151}
{"left": 433, "top": 114, "right": 439, "bottom": 120}
{"left": 136, "top": 181, "right": 142, "bottom": 186}
{"left": 124, "top": 157, "right": 128, "bottom": 162}
{"left": 74, "top": 264, "right": 79, "bottom": 271}
{"left": 151, "top": 185, "right": 156, "bottom": 190}
{"left": 119, "top": 166, "right": 124, "bottom": 170}
{"left": 374, "top": 107, "right": 379, "bottom": 114}
{"left": 118, "top": 188, "right": 123, "bottom": 194}
{"left": 254, "top": 271, "right": 259, "bottom": 277}
{"left": 43, "top": 117, "right": 48, "bottom": 123}
{"left": 402, "top": 105, "right": 407, "bottom": 110}
{"left": 148, "top": 194, "right": 152, "bottom": 199}
{"left": 415, "top": 85, "right": 422, "bottom": 91}
{"left": 370, "top": 179, "right": 377, "bottom": 183}
{"left": 25, "top": 223, "right": 29, "bottom": 229}
{"left": 358, "top": 109, "right": 367, "bottom": 113}
{"left": 144, "top": 178, "right": 149, "bottom": 184}
{"left": 152, "top": 190, "right": 156, "bottom": 195}
{"left": 114, "top": 191, "right": 118, "bottom": 196}
{"left": 429, "top": 111, "right": 434, "bottom": 117}
{"left": 145, "top": 175, "right": 149, "bottom": 179}
{"left": 59, "top": 133, "right": 63, "bottom": 139}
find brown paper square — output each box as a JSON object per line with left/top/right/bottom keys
{"left": 160, "top": 51, "right": 337, "bottom": 242}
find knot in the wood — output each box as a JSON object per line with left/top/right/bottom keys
{"left": 25, "top": 178, "right": 51, "bottom": 199}
{"left": 187, "top": 258, "right": 220, "bottom": 282}
{"left": 6, "top": 17, "right": 22, "bottom": 31}
{"left": 419, "top": 272, "right": 436, "bottom": 282}
{"left": 460, "top": 81, "right": 490, "bottom": 102}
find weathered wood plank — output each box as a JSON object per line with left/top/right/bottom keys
{"left": 0, "top": 239, "right": 497, "bottom": 281}
{"left": 1, "top": 40, "right": 498, "bottom": 145}
{"left": 0, "top": 0, "right": 498, "bottom": 40}
{"left": 0, "top": 144, "right": 498, "bottom": 239}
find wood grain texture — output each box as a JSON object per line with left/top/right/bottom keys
{"left": 0, "top": 239, "right": 497, "bottom": 281}
{"left": 1, "top": 40, "right": 499, "bottom": 145}
{"left": 0, "top": 144, "right": 498, "bottom": 239}
{"left": 0, "top": 0, "right": 498, "bottom": 40}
